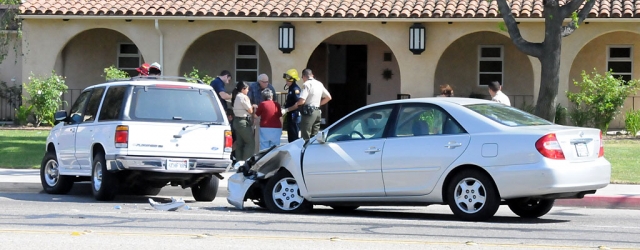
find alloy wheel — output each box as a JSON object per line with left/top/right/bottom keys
{"left": 453, "top": 177, "right": 487, "bottom": 214}
{"left": 271, "top": 177, "right": 304, "bottom": 211}
{"left": 93, "top": 162, "right": 103, "bottom": 191}
{"left": 44, "top": 159, "right": 59, "bottom": 187}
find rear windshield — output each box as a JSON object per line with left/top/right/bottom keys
{"left": 465, "top": 103, "right": 552, "bottom": 127}
{"left": 130, "top": 86, "right": 224, "bottom": 123}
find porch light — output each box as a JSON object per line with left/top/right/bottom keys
{"left": 409, "top": 23, "right": 425, "bottom": 55}
{"left": 278, "top": 22, "right": 295, "bottom": 54}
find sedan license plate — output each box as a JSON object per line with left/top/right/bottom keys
{"left": 575, "top": 143, "right": 589, "bottom": 157}
{"left": 166, "top": 159, "right": 189, "bottom": 170}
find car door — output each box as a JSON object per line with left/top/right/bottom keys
{"left": 302, "top": 105, "right": 395, "bottom": 198}
{"left": 382, "top": 103, "right": 470, "bottom": 196}
{"left": 74, "top": 87, "right": 105, "bottom": 170}
{"left": 57, "top": 90, "right": 91, "bottom": 170}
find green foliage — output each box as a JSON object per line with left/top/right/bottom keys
{"left": 103, "top": 65, "right": 129, "bottom": 81}
{"left": 555, "top": 103, "right": 567, "bottom": 125}
{"left": 14, "top": 104, "right": 32, "bottom": 125}
{"left": 184, "top": 67, "right": 214, "bottom": 84}
{"left": 520, "top": 103, "right": 536, "bottom": 114}
{"left": 497, "top": 22, "right": 507, "bottom": 32}
{"left": 0, "top": 80, "right": 21, "bottom": 109}
{"left": 0, "top": 2, "right": 21, "bottom": 64}
{"left": 624, "top": 109, "right": 640, "bottom": 137}
{"left": 568, "top": 107, "right": 592, "bottom": 127}
{"left": 419, "top": 110, "right": 444, "bottom": 134}
{"left": 571, "top": 11, "right": 580, "bottom": 29}
{"left": 567, "top": 69, "right": 640, "bottom": 132}
{"left": 23, "top": 71, "right": 68, "bottom": 127}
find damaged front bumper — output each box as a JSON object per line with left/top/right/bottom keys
{"left": 226, "top": 173, "right": 256, "bottom": 210}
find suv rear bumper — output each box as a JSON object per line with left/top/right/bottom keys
{"left": 105, "top": 155, "right": 232, "bottom": 173}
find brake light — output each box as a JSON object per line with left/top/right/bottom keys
{"left": 535, "top": 133, "right": 565, "bottom": 159}
{"left": 115, "top": 125, "right": 129, "bottom": 148}
{"left": 154, "top": 84, "right": 191, "bottom": 89}
{"left": 598, "top": 131, "right": 604, "bottom": 157}
{"left": 224, "top": 130, "right": 233, "bottom": 153}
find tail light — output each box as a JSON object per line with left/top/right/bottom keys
{"left": 224, "top": 130, "right": 233, "bottom": 153}
{"left": 115, "top": 125, "right": 129, "bottom": 148}
{"left": 598, "top": 131, "right": 604, "bottom": 157}
{"left": 535, "top": 133, "right": 565, "bottom": 160}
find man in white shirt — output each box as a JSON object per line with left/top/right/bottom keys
{"left": 297, "top": 69, "right": 332, "bottom": 140}
{"left": 488, "top": 81, "right": 511, "bottom": 106}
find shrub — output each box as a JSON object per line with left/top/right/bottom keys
{"left": 184, "top": 67, "right": 214, "bottom": 84}
{"left": 624, "top": 109, "right": 640, "bottom": 137}
{"left": 23, "top": 71, "right": 68, "bottom": 127}
{"left": 555, "top": 103, "right": 567, "bottom": 125}
{"left": 566, "top": 69, "right": 639, "bottom": 132}
{"left": 103, "top": 65, "right": 129, "bottom": 81}
{"left": 568, "top": 107, "right": 592, "bottom": 127}
{"left": 14, "top": 104, "right": 32, "bottom": 125}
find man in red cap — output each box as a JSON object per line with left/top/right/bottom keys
{"left": 136, "top": 63, "right": 150, "bottom": 76}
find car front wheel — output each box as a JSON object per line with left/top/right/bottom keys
{"left": 91, "top": 152, "right": 118, "bottom": 201}
{"left": 507, "top": 198, "right": 555, "bottom": 218}
{"left": 263, "top": 171, "right": 312, "bottom": 213}
{"left": 40, "top": 151, "right": 74, "bottom": 194}
{"left": 446, "top": 169, "right": 500, "bottom": 221}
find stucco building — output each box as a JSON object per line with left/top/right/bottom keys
{"left": 0, "top": 0, "right": 638, "bottom": 128}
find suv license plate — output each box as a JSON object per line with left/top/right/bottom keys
{"left": 166, "top": 159, "right": 189, "bottom": 170}
{"left": 575, "top": 143, "right": 589, "bottom": 157}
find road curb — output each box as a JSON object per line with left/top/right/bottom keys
{"left": 555, "top": 195, "right": 640, "bottom": 210}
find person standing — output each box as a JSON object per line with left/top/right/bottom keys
{"left": 248, "top": 74, "right": 277, "bottom": 151}
{"left": 149, "top": 62, "right": 162, "bottom": 76}
{"left": 488, "top": 81, "right": 511, "bottom": 106}
{"left": 210, "top": 70, "right": 233, "bottom": 117}
{"left": 281, "top": 69, "right": 302, "bottom": 142}
{"left": 296, "top": 68, "right": 332, "bottom": 140}
{"left": 439, "top": 84, "right": 454, "bottom": 97}
{"left": 231, "top": 81, "right": 255, "bottom": 161}
{"left": 255, "top": 89, "right": 282, "bottom": 150}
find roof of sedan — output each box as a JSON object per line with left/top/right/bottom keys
{"left": 378, "top": 97, "right": 496, "bottom": 106}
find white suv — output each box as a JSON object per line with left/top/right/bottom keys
{"left": 40, "top": 77, "right": 233, "bottom": 201}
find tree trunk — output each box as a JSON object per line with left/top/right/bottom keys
{"left": 533, "top": 4, "right": 564, "bottom": 122}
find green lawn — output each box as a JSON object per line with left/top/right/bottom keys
{"left": 0, "top": 129, "right": 639, "bottom": 183}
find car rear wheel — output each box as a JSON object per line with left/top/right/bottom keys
{"left": 191, "top": 176, "right": 219, "bottom": 201}
{"left": 40, "top": 151, "right": 74, "bottom": 194}
{"left": 446, "top": 169, "right": 500, "bottom": 221}
{"left": 263, "top": 171, "right": 312, "bottom": 213}
{"left": 507, "top": 198, "right": 555, "bottom": 218}
{"left": 92, "top": 152, "right": 119, "bottom": 201}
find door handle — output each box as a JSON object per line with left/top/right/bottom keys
{"left": 445, "top": 142, "right": 462, "bottom": 149}
{"left": 364, "top": 147, "right": 381, "bottom": 153}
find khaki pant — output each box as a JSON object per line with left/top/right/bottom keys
{"left": 233, "top": 118, "right": 255, "bottom": 161}
{"left": 300, "top": 109, "right": 321, "bottom": 140}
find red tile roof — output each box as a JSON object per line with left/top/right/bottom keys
{"left": 19, "top": 0, "right": 640, "bottom": 18}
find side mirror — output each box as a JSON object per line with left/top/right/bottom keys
{"left": 53, "top": 110, "right": 67, "bottom": 125}
{"left": 315, "top": 131, "right": 327, "bottom": 144}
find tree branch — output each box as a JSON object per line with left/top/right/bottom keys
{"left": 496, "top": 0, "right": 543, "bottom": 58}
{"left": 560, "top": 0, "right": 596, "bottom": 37}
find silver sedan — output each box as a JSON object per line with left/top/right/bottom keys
{"left": 227, "top": 97, "right": 611, "bottom": 221}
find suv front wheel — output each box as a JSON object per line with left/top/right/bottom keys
{"left": 91, "top": 152, "right": 119, "bottom": 201}
{"left": 40, "top": 151, "right": 74, "bottom": 194}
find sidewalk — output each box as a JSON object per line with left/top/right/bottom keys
{"left": 1, "top": 169, "right": 638, "bottom": 209}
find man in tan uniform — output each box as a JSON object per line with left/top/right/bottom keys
{"left": 296, "top": 68, "right": 332, "bottom": 140}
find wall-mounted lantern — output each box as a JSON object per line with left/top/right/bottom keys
{"left": 409, "top": 23, "right": 425, "bottom": 55}
{"left": 279, "top": 22, "right": 295, "bottom": 54}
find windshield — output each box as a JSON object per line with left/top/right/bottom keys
{"left": 130, "top": 86, "right": 224, "bottom": 123}
{"left": 465, "top": 103, "right": 552, "bottom": 127}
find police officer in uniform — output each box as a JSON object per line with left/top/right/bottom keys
{"left": 297, "top": 68, "right": 332, "bottom": 140}
{"left": 281, "top": 69, "right": 302, "bottom": 142}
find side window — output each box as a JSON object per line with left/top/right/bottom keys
{"left": 326, "top": 105, "right": 394, "bottom": 142}
{"left": 99, "top": 86, "right": 127, "bottom": 121}
{"left": 394, "top": 104, "right": 465, "bottom": 137}
{"left": 83, "top": 87, "right": 105, "bottom": 122}
{"left": 67, "top": 91, "right": 91, "bottom": 125}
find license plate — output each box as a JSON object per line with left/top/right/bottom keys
{"left": 575, "top": 143, "right": 589, "bottom": 157}
{"left": 166, "top": 159, "right": 189, "bottom": 170}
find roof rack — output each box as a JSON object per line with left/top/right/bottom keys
{"left": 107, "top": 76, "right": 204, "bottom": 84}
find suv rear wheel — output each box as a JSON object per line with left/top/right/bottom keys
{"left": 40, "top": 151, "right": 74, "bottom": 194}
{"left": 191, "top": 176, "right": 219, "bottom": 201}
{"left": 91, "top": 152, "right": 119, "bottom": 201}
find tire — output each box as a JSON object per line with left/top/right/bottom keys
{"left": 40, "top": 151, "right": 74, "bottom": 194}
{"left": 91, "top": 152, "right": 119, "bottom": 201}
{"left": 263, "top": 171, "right": 312, "bottom": 213}
{"left": 191, "top": 176, "right": 219, "bottom": 202}
{"left": 446, "top": 169, "right": 500, "bottom": 221}
{"left": 330, "top": 206, "right": 359, "bottom": 212}
{"left": 507, "top": 198, "right": 555, "bottom": 218}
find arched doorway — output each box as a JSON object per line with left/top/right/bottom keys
{"left": 306, "top": 31, "right": 401, "bottom": 125}
{"left": 179, "top": 30, "right": 272, "bottom": 89}
{"left": 54, "top": 28, "right": 144, "bottom": 109}
{"left": 435, "top": 31, "right": 534, "bottom": 108}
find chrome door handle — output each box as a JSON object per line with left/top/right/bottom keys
{"left": 445, "top": 142, "right": 462, "bottom": 149}
{"left": 364, "top": 147, "right": 381, "bottom": 153}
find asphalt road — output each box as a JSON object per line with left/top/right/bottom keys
{"left": 0, "top": 188, "right": 639, "bottom": 250}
